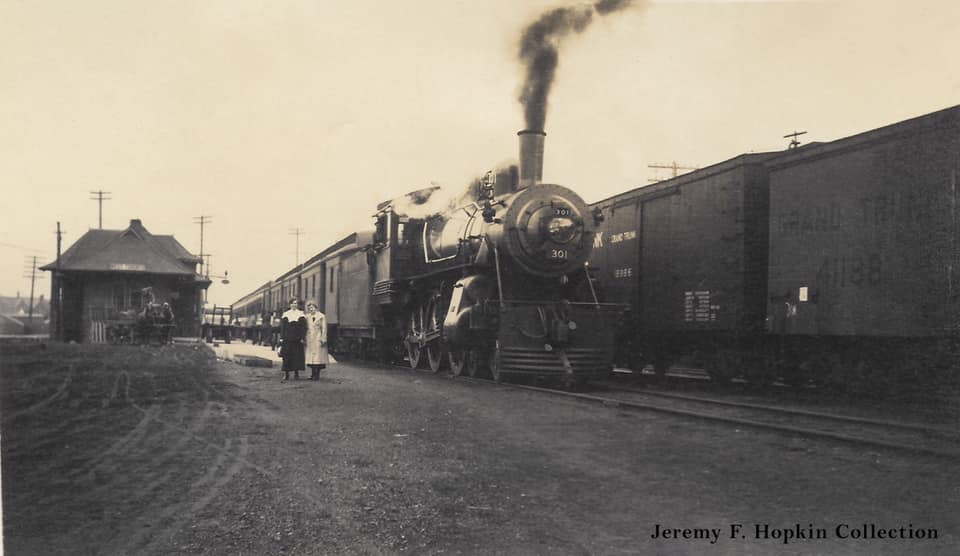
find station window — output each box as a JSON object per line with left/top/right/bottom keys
{"left": 130, "top": 289, "right": 142, "bottom": 309}
{"left": 113, "top": 284, "right": 125, "bottom": 309}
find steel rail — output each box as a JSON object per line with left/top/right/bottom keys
{"left": 495, "top": 381, "right": 960, "bottom": 460}
{"left": 603, "top": 384, "right": 956, "bottom": 436}
{"left": 386, "top": 363, "right": 960, "bottom": 460}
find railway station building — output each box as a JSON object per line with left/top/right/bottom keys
{"left": 40, "top": 219, "right": 210, "bottom": 342}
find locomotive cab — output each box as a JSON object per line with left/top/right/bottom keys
{"left": 371, "top": 207, "right": 415, "bottom": 306}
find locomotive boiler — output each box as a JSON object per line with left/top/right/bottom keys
{"left": 370, "top": 131, "right": 623, "bottom": 384}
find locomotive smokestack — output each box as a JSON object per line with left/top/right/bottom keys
{"left": 517, "top": 129, "right": 546, "bottom": 189}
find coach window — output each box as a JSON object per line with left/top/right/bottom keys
{"left": 329, "top": 267, "right": 335, "bottom": 292}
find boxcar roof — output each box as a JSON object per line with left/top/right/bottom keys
{"left": 766, "top": 104, "right": 960, "bottom": 171}
{"left": 591, "top": 151, "right": 780, "bottom": 208}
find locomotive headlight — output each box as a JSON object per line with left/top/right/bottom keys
{"left": 547, "top": 216, "right": 578, "bottom": 244}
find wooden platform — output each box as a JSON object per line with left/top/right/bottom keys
{"left": 233, "top": 354, "right": 274, "bottom": 368}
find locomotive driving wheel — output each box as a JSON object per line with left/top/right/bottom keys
{"left": 425, "top": 294, "right": 445, "bottom": 373}
{"left": 404, "top": 310, "right": 423, "bottom": 370}
{"left": 405, "top": 340, "right": 421, "bottom": 369}
{"left": 449, "top": 348, "right": 478, "bottom": 377}
{"left": 426, "top": 343, "right": 444, "bottom": 373}
{"left": 489, "top": 340, "right": 503, "bottom": 382}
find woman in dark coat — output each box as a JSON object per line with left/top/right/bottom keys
{"left": 279, "top": 298, "right": 307, "bottom": 381}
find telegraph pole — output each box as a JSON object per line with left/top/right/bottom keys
{"left": 202, "top": 254, "right": 212, "bottom": 305}
{"left": 290, "top": 227, "right": 304, "bottom": 299}
{"left": 193, "top": 215, "right": 212, "bottom": 277}
{"left": 648, "top": 162, "right": 698, "bottom": 183}
{"left": 290, "top": 228, "right": 304, "bottom": 266}
{"left": 53, "top": 222, "right": 63, "bottom": 340}
{"left": 784, "top": 130, "right": 807, "bottom": 149}
{"left": 89, "top": 190, "right": 112, "bottom": 229}
{"left": 22, "top": 255, "right": 39, "bottom": 332}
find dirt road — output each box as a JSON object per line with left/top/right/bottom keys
{"left": 2, "top": 343, "right": 958, "bottom": 554}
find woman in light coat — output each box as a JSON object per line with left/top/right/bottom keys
{"left": 304, "top": 299, "right": 329, "bottom": 381}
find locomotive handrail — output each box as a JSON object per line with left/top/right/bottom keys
{"left": 584, "top": 262, "right": 600, "bottom": 307}
{"left": 488, "top": 235, "right": 505, "bottom": 310}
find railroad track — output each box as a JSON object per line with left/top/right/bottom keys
{"left": 386, "top": 361, "right": 960, "bottom": 459}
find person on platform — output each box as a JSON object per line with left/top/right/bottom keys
{"left": 279, "top": 298, "right": 306, "bottom": 381}
{"left": 270, "top": 311, "right": 282, "bottom": 348}
{"left": 254, "top": 313, "right": 265, "bottom": 345}
{"left": 304, "top": 299, "right": 328, "bottom": 381}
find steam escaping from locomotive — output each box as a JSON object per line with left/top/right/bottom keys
{"left": 387, "top": 186, "right": 460, "bottom": 220}
{"left": 518, "top": 0, "right": 640, "bottom": 131}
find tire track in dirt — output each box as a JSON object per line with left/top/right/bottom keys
{"left": 118, "top": 436, "right": 256, "bottom": 555}
{"left": 73, "top": 359, "right": 338, "bottom": 553}
{"left": 69, "top": 369, "right": 169, "bottom": 482}
{"left": 78, "top": 368, "right": 225, "bottom": 496}
{"left": 1, "top": 363, "right": 75, "bottom": 423}
{"left": 2, "top": 414, "right": 100, "bottom": 459}
{"left": 79, "top": 401, "right": 190, "bottom": 495}
{"left": 136, "top": 400, "right": 225, "bottom": 496}
{"left": 70, "top": 403, "right": 163, "bottom": 481}
{"left": 110, "top": 438, "right": 236, "bottom": 555}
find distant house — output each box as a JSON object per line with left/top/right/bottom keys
{"left": 0, "top": 294, "right": 49, "bottom": 335}
{"left": 40, "top": 219, "right": 210, "bottom": 342}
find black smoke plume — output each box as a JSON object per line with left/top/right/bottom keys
{"left": 518, "top": 0, "right": 637, "bottom": 131}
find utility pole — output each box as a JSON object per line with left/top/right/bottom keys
{"left": 784, "top": 130, "right": 807, "bottom": 149}
{"left": 290, "top": 228, "right": 304, "bottom": 266}
{"left": 193, "top": 215, "right": 212, "bottom": 277}
{"left": 53, "top": 223, "right": 63, "bottom": 341}
{"left": 290, "top": 227, "right": 304, "bottom": 299}
{"left": 89, "top": 190, "right": 112, "bottom": 229}
{"left": 22, "top": 255, "right": 39, "bottom": 333}
{"left": 202, "top": 254, "right": 212, "bottom": 305}
{"left": 648, "top": 162, "right": 698, "bottom": 183}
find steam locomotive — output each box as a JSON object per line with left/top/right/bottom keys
{"left": 233, "top": 131, "right": 624, "bottom": 386}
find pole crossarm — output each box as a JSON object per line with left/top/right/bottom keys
{"left": 89, "top": 190, "right": 112, "bottom": 229}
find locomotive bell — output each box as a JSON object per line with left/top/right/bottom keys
{"left": 518, "top": 130, "right": 546, "bottom": 189}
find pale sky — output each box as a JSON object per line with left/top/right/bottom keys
{"left": 2, "top": 0, "right": 958, "bottom": 307}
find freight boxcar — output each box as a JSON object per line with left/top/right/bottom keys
{"left": 592, "top": 105, "right": 960, "bottom": 391}
{"left": 766, "top": 106, "right": 960, "bottom": 389}
{"left": 589, "top": 153, "right": 776, "bottom": 379}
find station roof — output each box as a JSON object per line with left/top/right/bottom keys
{"left": 39, "top": 219, "right": 207, "bottom": 279}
